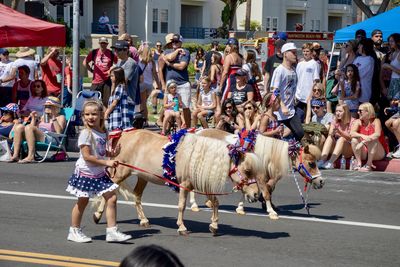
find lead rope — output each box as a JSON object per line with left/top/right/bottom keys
{"left": 291, "top": 168, "right": 310, "bottom": 215}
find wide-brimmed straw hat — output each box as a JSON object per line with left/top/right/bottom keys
{"left": 164, "top": 33, "right": 174, "bottom": 47}
{"left": 44, "top": 96, "right": 61, "bottom": 108}
{"left": 15, "top": 47, "right": 35, "bottom": 58}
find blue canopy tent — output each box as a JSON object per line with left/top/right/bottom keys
{"left": 334, "top": 6, "right": 400, "bottom": 43}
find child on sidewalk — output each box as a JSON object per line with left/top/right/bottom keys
{"left": 162, "top": 80, "right": 183, "bottom": 135}
{"left": 191, "top": 76, "right": 217, "bottom": 128}
{"left": 66, "top": 100, "right": 132, "bottom": 243}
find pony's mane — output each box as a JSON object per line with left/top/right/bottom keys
{"left": 254, "top": 135, "right": 290, "bottom": 181}
{"left": 306, "top": 144, "right": 321, "bottom": 160}
{"left": 176, "top": 134, "right": 230, "bottom": 193}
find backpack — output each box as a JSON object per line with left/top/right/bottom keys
{"left": 91, "top": 48, "right": 115, "bottom": 66}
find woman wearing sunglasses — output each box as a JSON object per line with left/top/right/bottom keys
{"left": 216, "top": 99, "right": 243, "bottom": 133}
{"left": 350, "top": 103, "right": 389, "bottom": 171}
{"left": 242, "top": 101, "right": 261, "bottom": 131}
{"left": 21, "top": 80, "right": 48, "bottom": 117}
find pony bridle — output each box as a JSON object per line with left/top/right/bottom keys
{"left": 296, "top": 148, "right": 322, "bottom": 185}
{"left": 229, "top": 166, "right": 257, "bottom": 192}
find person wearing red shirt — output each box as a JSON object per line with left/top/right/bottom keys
{"left": 41, "top": 47, "right": 62, "bottom": 96}
{"left": 83, "top": 37, "right": 117, "bottom": 107}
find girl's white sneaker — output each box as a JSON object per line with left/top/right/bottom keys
{"left": 67, "top": 227, "right": 92, "bottom": 243}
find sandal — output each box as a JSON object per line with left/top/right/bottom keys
{"left": 6, "top": 157, "right": 19, "bottom": 163}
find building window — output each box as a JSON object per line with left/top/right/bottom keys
{"left": 160, "top": 9, "right": 168, "bottom": 34}
{"left": 311, "top": 19, "right": 320, "bottom": 32}
{"left": 152, "top": 8, "right": 158, "bottom": 34}
{"left": 265, "top": 17, "right": 271, "bottom": 31}
{"left": 272, "top": 17, "right": 278, "bottom": 31}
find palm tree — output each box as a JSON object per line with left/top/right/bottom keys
{"left": 220, "top": 0, "right": 247, "bottom": 30}
{"left": 118, "top": 0, "right": 126, "bottom": 35}
{"left": 244, "top": 0, "right": 251, "bottom": 31}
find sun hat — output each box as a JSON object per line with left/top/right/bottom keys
{"left": 164, "top": 33, "right": 174, "bottom": 46}
{"left": 0, "top": 103, "right": 19, "bottom": 113}
{"left": 44, "top": 96, "right": 61, "bottom": 108}
{"left": 281, "top": 43, "right": 297, "bottom": 53}
{"left": 15, "top": 47, "right": 35, "bottom": 58}
{"left": 99, "top": 36, "right": 109, "bottom": 44}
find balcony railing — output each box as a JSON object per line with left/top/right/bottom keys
{"left": 180, "top": 27, "right": 218, "bottom": 39}
{"left": 328, "top": 0, "right": 352, "bottom": 4}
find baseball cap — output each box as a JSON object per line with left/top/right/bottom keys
{"left": 273, "top": 32, "right": 288, "bottom": 41}
{"left": 111, "top": 40, "right": 129, "bottom": 50}
{"left": 355, "top": 29, "right": 366, "bottom": 39}
{"left": 99, "top": 37, "right": 109, "bottom": 44}
{"left": 0, "top": 48, "right": 9, "bottom": 55}
{"left": 371, "top": 29, "right": 382, "bottom": 37}
{"left": 281, "top": 43, "right": 297, "bottom": 53}
{"left": 311, "top": 98, "right": 325, "bottom": 107}
{"left": 171, "top": 34, "right": 183, "bottom": 43}
{"left": 226, "top": 38, "right": 239, "bottom": 46}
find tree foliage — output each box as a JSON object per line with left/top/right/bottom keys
{"left": 219, "top": 0, "right": 247, "bottom": 36}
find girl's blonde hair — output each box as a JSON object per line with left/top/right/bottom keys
{"left": 335, "top": 103, "right": 351, "bottom": 125}
{"left": 312, "top": 82, "right": 325, "bottom": 97}
{"left": 359, "top": 102, "right": 376, "bottom": 119}
{"left": 139, "top": 46, "right": 152, "bottom": 64}
{"left": 82, "top": 100, "right": 106, "bottom": 131}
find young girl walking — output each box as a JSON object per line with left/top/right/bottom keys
{"left": 105, "top": 67, "right": 131, "bottom": 131}
{"left": 66, "top": 100, "right": 132, "bottom": 243}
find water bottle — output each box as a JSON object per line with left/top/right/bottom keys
{"left": 349, "top": 156, "right": 355, "bottom": 171}
{"left": 340, "top": 155, "right": 346, "bottom": 170}
{"left": 173, "top": 97, "right": 179, "bottom": 112}
{"left": 44, "top": 113, "right": 50, "bottom": 123}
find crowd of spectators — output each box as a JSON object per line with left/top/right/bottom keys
{"left": 1, "top": 28, "right": 399, "bottom": 169}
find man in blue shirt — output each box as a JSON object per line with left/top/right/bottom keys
{"left": 163, "top": 34, "right": 191, "bottom": 127}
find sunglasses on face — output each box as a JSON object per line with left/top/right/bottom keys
{"left": 156, "top": 45, "right": 162, "bottom": 47}
{"left": 358, "top": 109, "right": 365, "bottom": 113}
{"left": 34, "top": 84, "right": 42, "bottom": 88}
{"left": 313, "top": 89, "right": 322, "bottom": 93}
{"left": 245, "top": 106, "right": 253, "bottom": 111}
{"left": 312, "top": 106, "right": 321, "bottom": 110}
{"left": 225, "top": 106, "right": 233, "bottom": 110}
{"left": 116, "top": 48, "right": 127, "bottom": 52}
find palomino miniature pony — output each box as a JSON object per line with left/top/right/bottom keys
{"left": 194, "top": 129, "right": 325, "bottom": 219}
{"left": 93, "top": 129, "right": 264, "bottom": 235}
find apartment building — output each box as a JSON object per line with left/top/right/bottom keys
{"left": 236, "top": 0, "right": 357, "bottom": 33}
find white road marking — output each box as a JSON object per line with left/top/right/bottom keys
{"left": 1, "top": 190, "right": 400, "bottom": 231}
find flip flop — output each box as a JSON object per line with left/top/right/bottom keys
{"left": 6, "top": 158, "right": 19, "bottom": 163}
{"left": 18, "top": 159, "right": 37, "bottom": 164}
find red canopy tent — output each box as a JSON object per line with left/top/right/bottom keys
{"left": 0, "top": 3, "right": 66, "bottom": 47}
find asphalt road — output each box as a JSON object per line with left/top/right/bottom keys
{"left": 0, "top": 158, "right": 399, "bottom": 267}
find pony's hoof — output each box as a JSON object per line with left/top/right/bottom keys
{"left": 269, "top": 213, "right": 279, "bottom": 220}
{"left": 191, "top": 206, "right": 200, "bottom": 212}
{"left": 209, "top": 226, "right": 218, "bottom": 236}
{"left": 178, "top": 230, "right": 189, "bottom": 236}
{"left": 236, "top": 208, "right": 245, "bottom": 215}
{"left": 205, "top": 200, "right": 213, "bottom": 208}
{"left": 93, "top": 213, "right": 101, "bottom": 224}
{"left": 140, "top": 222, "right": 151, "bottom": 228}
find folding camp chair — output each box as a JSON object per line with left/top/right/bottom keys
{"left": 21, "top": 108, "right": 75, "bottom": 163}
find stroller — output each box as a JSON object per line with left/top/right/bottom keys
{"left": 74, "top": 90, "right": 102, "bottom": 126}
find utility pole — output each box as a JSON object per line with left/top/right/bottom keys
{"left": 245, "top": 0, "right": 252, "bottom": 31}
{"left": 72, "top": 0, "right": 79, "bottom": 108}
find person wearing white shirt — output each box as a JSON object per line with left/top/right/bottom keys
{"left": 0, "top": 49, "right": 15, "bottom": 107}
{"left": 353, "top": 39, "right": 375, "bottom": 103}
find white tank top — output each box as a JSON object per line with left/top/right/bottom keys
{"left": 391, "top": 51, "right": 400, "bottom": 79}
{"left": 201, "top": 91, "right": 213, "bottom": 107}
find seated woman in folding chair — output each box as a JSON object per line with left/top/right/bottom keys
{"left": 9, "top": 96, "right": 66, "bottom": 163}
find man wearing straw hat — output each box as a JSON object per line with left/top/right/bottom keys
{"left": 41, "top": 47, "right": 62, "bottom": 97}
{"left": 14, "top": 47, "right": 38, "bottom": 80}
